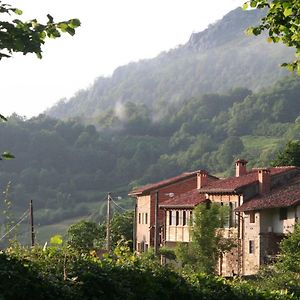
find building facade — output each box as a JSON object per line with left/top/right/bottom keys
{"left": 129, "top": 170, "right": 217, "bottom": 252}
{"left": 129, "top": 160, "right": 300, "bottom": 276}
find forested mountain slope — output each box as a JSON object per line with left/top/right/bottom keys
{"left": 1, "top": 76, "right": 300, "bottom": 240}
{"left": 46, "top": 8, "right": 293, "bottom": 121}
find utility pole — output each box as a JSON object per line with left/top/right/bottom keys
{"left": 29, "top": 199, "right": 35, "bottom": 247}
{"left": 106, "top": 192, "right": 112, "bottom": 252}
{"left": 154, "top": 191, "right": 159, "bottom": 255}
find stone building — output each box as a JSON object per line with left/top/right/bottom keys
{"left": 129, "top": 160, "right": 300, "bottom": 276}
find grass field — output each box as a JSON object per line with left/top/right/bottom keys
{"left": 241, "top": 135, "right": 283, "bottom": 151}
{"left": 35, "top": 197, "right": 134, "bottom": 244}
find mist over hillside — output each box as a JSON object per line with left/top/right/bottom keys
{"left": 46, "top": 7, "right": 293, "bottom": 122}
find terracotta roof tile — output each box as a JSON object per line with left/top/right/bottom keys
{"left": 236, "top": 174, "right": 300, "bottom": 211}
{"left": 159, "top": 189, "right": 207, "bottom": 208}
{"left": 199, "top": 166, "right": 297, "bottom": 194}
{"left": 128, "top": 172, "right": 198, "bottom": 195}
{"left": 129, "top": 170, "right": 217, "bottom": 196}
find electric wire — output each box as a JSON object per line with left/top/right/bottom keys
{"left": 0, "top": 209, "right": 29, "bottom": 242}
{"left": 110, "top": 197, "right": 131, "bottom": 212}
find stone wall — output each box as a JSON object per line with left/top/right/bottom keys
{"left": 243, "top": 211, "right": 260, "bottom": 275}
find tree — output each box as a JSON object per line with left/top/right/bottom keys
{"left": 279, "top": 223, "right": 300, "bottom": 274}
{"left": 110, "top": 211, "right": 134, "bottom": 249}
{"left": 0, "top": 1, "right": 80, "bottom": 159}
{"left": 176, "top": 203, "right": 234, "bottom": 274}
{"left": 256, "top": 222, "right": 300, "bottom": 294}
{"left": 243, "top": 0, "right": 300, "bottom": 73}
{"left": 0, "top": 1, "right": 80, "bottom": 60}
{"left": 66, "top": 220, "right": 103, "bottom": 253}
{"left": 271, "top": 141, "right": 300, "bottom": 167}
{"left": 98, "top": 211, "right": 134, "bottom": 250}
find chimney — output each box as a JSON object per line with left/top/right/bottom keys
{"left": 235, "top": 159, "right": 248, "bottom": 177}
{"left": 258, "top": 168, "right": 271, "bottom": 194}
{"left": 197, "top": 170, "right": 208, "bottom": 189}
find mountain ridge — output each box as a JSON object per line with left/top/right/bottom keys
{"left": 46, "top": 7, "right": 293, "bottom": 122}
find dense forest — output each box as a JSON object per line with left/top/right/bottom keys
{"left": 47, "top": 7, "right": 293, "bottom": 121}
{"left": 1, "top": 75, "right": 300, "bottom": 236}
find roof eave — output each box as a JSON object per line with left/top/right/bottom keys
{"left": 159, "top": 205, "right": 196, "bottom": 209}
{"left": 199, "top": 188, "right": 236, "bottom": 194}
{"left": 236, "top": 199, "right": 300, "bottom": 212}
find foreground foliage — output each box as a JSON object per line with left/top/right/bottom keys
{"left": 176, "top": 203, "right": 234, "bottom": 274}
{"left": 0, "top": 242, "right": 298, "bottom": 300}
{"left": 0, "top": 1, "right": 80, "bottom": 59}
{"left": 244, "top": 0, "right": 300, "bottom": 73}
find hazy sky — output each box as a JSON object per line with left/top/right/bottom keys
{"left": 1, "top": 0, "right": 244, "bottom": 117}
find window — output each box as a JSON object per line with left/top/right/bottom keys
{"left": 176, "top": 211, "right": 179, "bottom": 225}
{"left": 279, "top": 207, "right": 288, "bottom": 220}
{"left": 169, "top": 211, "right": 172, "bottom": 225}
{"left": 229, "top": 202, "right": 233, "bottom": 227}
{"left": 230, "top": 202, "right": 238, "bottom": 228}
{"left": 138, "top": 213, "right": 141, "bottom": 224}
{"left": 172, "top": 210, "right": 176, "bottom": 225}
{"left": 249, "top": 211, "right": 255, "bottom": 224}
{"left": 183, "top": 211, "right": 187, "bottom": 226}
{"left": 145, "top": 213, "right": 148, "bottom": 224}
{"left": 249, "top": 240, "right": 255, "bottom": 254}
{"left": 141, "top": 241, "right": 145, "bottom": 252}
{"left": 137, "top": 242, "right": 141, "bottom": 252}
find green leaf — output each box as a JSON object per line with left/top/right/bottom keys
{"left": 36, "top": 52, "right": 42, "bottom": 59}
{"left": 47, "top": 14, "right": 54, "bottom": 23}
{"left": 250, "top": 1, "right": 257, "bottom": 8}
{"left": 57, "top": 22, "right": 69, "bottom": 32}
{"left": 242, "top": 3, "right": 249, "bottom": 10}
{"left": 66, "top": 27, "right": 75, "bottom": 36}
{"left": 12, "top": 8, "right": 23, "bottom": 15}
{"left": 1, "top": 152, "right": 15, "bottom": 160}
{"left": 283, "top": 8, "right": 293, "bottom": 17}
{"left": 0, "top": 114, "right": 7, "bottom": 121}
{"left": 50, "top": 234, "right": 63, "bottom": 245}
{"left": 246, "top": 27, "right": 254, "bottom": 35}
{"left": 69, "top": 19, "right": 81, "bottom": 29}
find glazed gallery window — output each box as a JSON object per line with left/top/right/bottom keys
{"left": 168, "top": 210, "right": 190, "bottom": 226}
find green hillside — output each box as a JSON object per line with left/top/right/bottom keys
{"left": 1, "top": 75, "right": 300, "bottom": 243}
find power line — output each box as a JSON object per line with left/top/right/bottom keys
{"left": 0, "top": 210, "right": 29, "bottom": 242}
{"left": 110, "top": 197, "right": 131, "bottom": 212}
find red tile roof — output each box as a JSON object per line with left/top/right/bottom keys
{"left": 159, "top": 189, "right": 207, "bottom": 209}
{"left": 199, "top": 166, "right": 297, "bottom": 194}
{"left": 236, "top": 174, "right": 300, "bottom": 211}
{"left": 129, "top": 170, "right": 217, "bottom": 196}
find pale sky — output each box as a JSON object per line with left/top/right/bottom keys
{"left": 0, "top": 0, "right": 244, "bottom": 118}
